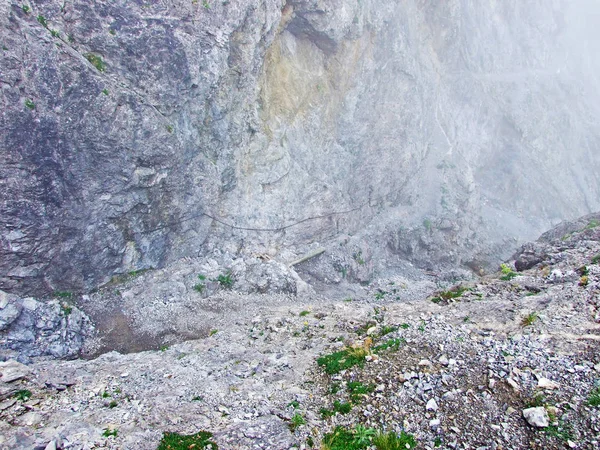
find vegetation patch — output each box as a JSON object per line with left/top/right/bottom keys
{"left": 587, "top": 387, "right": 600, "bottom": 407}
{"left": 373, "top": 430, "right": 417, "bottom": 450}
{"left": 500, "top": 263, "right": 518, "bottom": 281}
{"left": 379, "top": 325, "right": 397, "bottom": 336}
{"left": 591, "top": 254, "right": 600, "bottom": 265}
{"left": 317, "top": 347, "right": 367, "bottom": 375}
{"left": 214, "top": 272, "right": 234, "bottom": 289}
{"left": 373, "top": 338, "right": 405, "bottom": 353}
{"left": 521, "top": 312, "right": 539, "bottom": 327}
{"left": 430, "top": 285, "right": 468, "bottom": 304}
{"left": 347, "top": 381, "right": 375, "bottom": 403}
{"left": 14, "top": 389, "right": 32, "bottom": 401}
{"left": 102, "top": 428, "right": 118, "bottom": 438}
{"left": 157, "top": 430, "right": 218, "bottom": 449}
{"left": 320, "top": 401, "right": 352, "bottom": 418}
{"left": 288, "top": 412, "right": 305, "bottom": 432}
{"left": 322, "top": 426, "right": 416, "bottom": 450}
{"left": 85, "top": 53, "right": 106, "bottom": 72}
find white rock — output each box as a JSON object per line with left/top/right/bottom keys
{"left": 426, "top": 398, "right": 438, "bottom": 411}
{"left": 522, "top": 407, "right": 549, "bottom": 428}
{"left": 506, "top": 378, "right": 520, "bottom": 391}
{"left": 430, "top": 418, "right": 441, "bottom": 429}
{"left": 439, "top": 355, "right": 449, "bottom": 366}
{"left": 45, "top": 441, "right": 57, "bottom": 450}
{"left": 366, "top": 326, "right": 378, "bottom": 336}
{"left": 0, "top": 360, "right": 30, "bottom": 383}
{"left": 537, "top": 378, "right": 559, "bottom": 390}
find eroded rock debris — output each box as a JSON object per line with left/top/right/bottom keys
{"left": 1, "top": 216, "right": 599, "bottom": 449}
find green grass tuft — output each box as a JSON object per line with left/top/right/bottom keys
{"left": 14, "top": 389, "right": 32, "bottom": 401}
{"left": 102, "top": 428, "right": 118, "bottom": 438}
{"left": 500, "top": 263, "right": 517, "bottom": 280}
{"left": 373, "top": 338, "right": 405, "bottom": 353}
{"left": 373, "top": 430, "right": 417, "bottom": 450}
{"left": 157, "top": 430, "right": 218, "bottom": 450}
{"left": 588, "top": 387, "right": 600, "bottom": 407}
{"left": 288, "top": 412, "right": 305, "bottom": 432}
{"left": 85, "top": 53, "right": 106, "bottom": 72}
{"left": 317, "top": 348, "right": 366, "bottom": 375}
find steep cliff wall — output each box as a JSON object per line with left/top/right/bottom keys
{"left": 2, "top": 0, "right": 599, "bottom": 295}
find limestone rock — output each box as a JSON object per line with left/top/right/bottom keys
{"left": 522, "top": 407, "right": 549, "bottom": 428}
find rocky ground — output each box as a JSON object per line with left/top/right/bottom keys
{"left": 1, "top": 217, "right": 600, "bottom": 449}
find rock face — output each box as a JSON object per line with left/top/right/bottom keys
{"left": 2, "top": 0, "right": 600, "bottom": 296}
{"left": 0, "top": 290, "right": 93, "bottom": 361}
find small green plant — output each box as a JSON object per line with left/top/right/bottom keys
{"left": 37, "top": 15, "right": 48, "bottom": 27}
{"left": 54, "top": 291, "right": 73, "bottom": 298}
{"left": 209, "top": 329, "right": 218, "bottom": 336}
{"left": 522, "top": 312, "right": 539, "bottom": 327}
{"left": 434, "top": 436, "right": 442, "bottom": 447}
{"left": 22, "top": 5, "right": 30, "bottom": 13}
{"left": 102, "top": 391, "right": 110, "bottom": 398}
{"left": 317, "top": 348, "right": 366, "bottom": 375}
{"left": 545, "top": 420, "right": 573, "bottom": 441}
{"left": 192, "top": 395, "right": 203, "bottom": 401}
{"left": 85, "top": 53, "right": 106, "bottom": 72}
{"left": 592, "top": 254, "right": 600, "bottom": 264}
{"left": 400, "top": 323, "right": 410, "bottom": 329}
{"left": 166, "top": 125, "right": 174, "bottom": 133}
{"left": 347, "top": 381, "right": 375, "bottom": 403}
{"left": 14, "top": 389, "right": 32, "bottom": 401}
{"left": 287, "top": 400, "right": 300, "bottom": 409}
{"left": 194, "top": 283, "right": 205, "bottom": 293}
{"left": 108, "top": 400, "right": 118, "bottom": 408}
{"left": 25, "top": 99, "right": 35, "bottom": 110}
{"left": 102, "top": 88, "right": 109, "bottom": 95}
{"left": 353, "top": 250, "right": 365, "bottom": 265}
{"left": 587, "top": 387, "right": 600, "bottom": 407}
{"left": 322, "top": 426, "right": 364, "bottom": 450}
{"left": 430, "top": 285, "right": 468, "bottom": 304}
{"left": 50, "top": 29, "right": 59, "bottom": 37}
{"left": 586, "top": 219, "right": 600, "bottom": 229}
{"left": 102, "top": 428, "right": 118, "bottom": 438}
{"left": 333, "top": 400, "right": 352, "bottom": 414}
{"left": 580, "top": 275, "right": 589, "bottom": 287}
{"left": 329, "top": 382, "right": 341, "bottom": 395}
{"left": 374, "top": 290, "right": 387, "bottom": 300}
{"left": 109, "top": 28, "right": 116, "bottom": 35}
{"left": 379, "top": 325, "right": 397, "bottom": 336}
{"left": 160, "top": 344, "right": 169, "bottom": 352}
{"left": 299, "top": 310, "right": 310, "bottom": 317}
{"left": 202, "top": 0, "right": 210, "bottom": 8}
{"left": 500, "top": 263, "right": 517, "bottom": 281}
{"left": 373, "top": 338, "right": 405, "bottom": 353}
{"left": 353, "top": 425, "right": 377, "bottom": 446}
{"left": 60, "top": 303, "right": 73, "bottom": 316}
{"left": 423, "top": 218, "right": 432, "bottom": 231}
{"left": 372, "top": 430, "right": 417, "bottom": 450}
{"left": 157, "top": 431, "right": 218, "bottom": 450}
{"left": 288, "top": 412, "right": 305, "bottom": 432}
{"left": 214, "top": 272, "right": 234, "bottom": 289}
